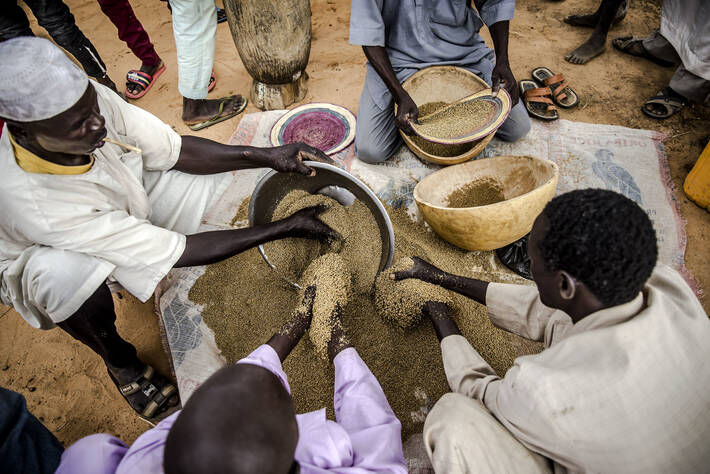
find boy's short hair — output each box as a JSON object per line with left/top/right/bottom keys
{"left": 538, "top": 189, "right": 658, "bottom": 306}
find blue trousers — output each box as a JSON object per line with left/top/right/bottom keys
{"left": 354, "top": 62, "right": 531, "bottom": 164}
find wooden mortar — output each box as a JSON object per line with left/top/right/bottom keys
{"left": 224, "top": 0, "right": 311, "bottom": 110}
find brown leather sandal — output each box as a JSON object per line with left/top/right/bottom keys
{"left": 532, "top": 67, "right": 579, "bottom": 108}
{"left": 520, "top": 80, "right": 559, "bottom": 121}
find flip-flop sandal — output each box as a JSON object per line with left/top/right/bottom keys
{"left": 208, "top": 72, "right": 216, "bottom": 93}
{"left": 641, "top": 88, "right": 687, "bottom": 119}
{"left": 125, "top": 63, "right": 166, "bottom": 100}
{"left": 186, "top": 95, "right": 248, "bottom": 131}
{"left": 531, "top": 67, "right": 579, "bottom": 108}
{"left": 108, "top": 365, "right": 179, "bottom": 426}
{"left": 217, "top": 7, "right": 227, "bottom": 24}
{"left": 612, "top": 36, "right": 676, "bottom": 67}
{"left": 520, "top": 80, "right": 559, "bottom": 121}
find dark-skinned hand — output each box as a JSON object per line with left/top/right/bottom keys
{"left": 391, "top": 256, "right": 447, "bottom": 285}
{"left": 286, "top": 285, "right": 317, "bottom": 336}
{"left": 281, "top": 204, "right": 341, "bottom": 242}
{"left": 260, "top": 143, "right": 336, "bottom": 176}
{"left": 395, "top": 92, "right": 419, "bottom": 136}
{"left": 491, "top": 61, "right": 520, "bottom": 106}
{"left": 327, "top": 303, "right": 353, "bottom": 362}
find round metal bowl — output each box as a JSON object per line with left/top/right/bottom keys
{"left": 249, "top": 162, "right": 395, "bottom": 289}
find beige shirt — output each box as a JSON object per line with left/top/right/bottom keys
{"left": 441, "top": 264, "right": 710, "bottom": 473}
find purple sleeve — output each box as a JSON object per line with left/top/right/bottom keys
{"left": 55, "top": 434, "right": 128, "bottom": 474}
{"left": 236, "top": 344, "right": 291, "bottom": 393}
{"left": 332, "top": 348, "right": 407, "bottom": 473}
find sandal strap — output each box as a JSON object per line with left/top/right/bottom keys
{"left": 142, "top": 383, "right": 177, "bottom": 419}
{"left": 118, "top": 365, "right": 154, "bottom": 396}
{"left": 126, "top": 70, "right": 152, "bottom": 88}
{"left": 544, "top": 75, "right": 569, "bottom": 101}
{"left": 524, "top": 88, "right": 557, "bottom": 112}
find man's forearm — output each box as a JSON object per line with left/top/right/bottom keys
{"left": 422, "top": 272, "right": 489, "bottom": 306}
{"left": 174, "top": 221, "right": 290, "bottom": 267}
{"left": 362, "top": 46, "right": 407, "bottom": 102}
{"left": 489, "top": 21, "right": 510, "bottom": 64}
{"left": 172, "top": 136, "right": 271, "bottom": 175}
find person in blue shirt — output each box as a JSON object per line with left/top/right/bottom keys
{"left": 349, "top": 0, "right": 530, "bottom": 163}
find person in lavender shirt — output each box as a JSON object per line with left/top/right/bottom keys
{"left": 55, "top": 286, "right": 407, "bottom": 474}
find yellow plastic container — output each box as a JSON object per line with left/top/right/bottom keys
{"left": 684, "top": 141, "right": 710, "bottom": 211}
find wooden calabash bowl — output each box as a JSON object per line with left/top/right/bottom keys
{"left": 414, "top": 156, "right": 559, "bottom": 250}
{"left": 398, "top": 66, "right": 495, "bottom": 166}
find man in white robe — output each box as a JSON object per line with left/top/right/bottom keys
{"left": 0, "top": 37, "right": 338, "bottom": 421}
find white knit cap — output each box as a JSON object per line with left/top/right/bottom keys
{"left": 0, "top": 37, "right": 89, "bottom": 122}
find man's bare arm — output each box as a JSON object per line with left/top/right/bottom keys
{"left": 175, "top": 205, "right": 339, "bottom": 267}
{"left": 172, "top": 136, "right": 334, "bottom": 176}
{"left": 362, "top": 46, "right": 419, "bottom": 135}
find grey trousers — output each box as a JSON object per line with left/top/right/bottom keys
{"left": 354, "top": 80, "right": 531, "bottom": 164}
{"left": 643, "top": 30, "right": 710, "bottom": 104}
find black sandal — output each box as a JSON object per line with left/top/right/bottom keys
{"left": 641, "top": 88, "right": 687, "bottom": 119}
{"left": 612, "top": 36, "right": 675, "bottom": 67}
{"left": 109, "top": 365, "right": 179, "bottom": 425}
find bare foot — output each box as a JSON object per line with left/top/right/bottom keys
{"left": 182, "top": 95, "right": 246, "bottom": 124}
{"left": 564, "top": 11, "right": 600, "bottom": 28}
{"left": 564, "top": 0, "right": 627, "bottom": 28}
{"left": 565, "top": 32, "right": 607, "bottom": 64}
{"left": 126, "top": 60, "right": 163, "bottom": 97}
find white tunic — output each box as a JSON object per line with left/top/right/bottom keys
{"left": 0, "top": 82, "right": 231, "bottom": 329}
{"left": 660, "top": 0, "right": 710, "bottom": 80}
{"left": 434, "top": 265, "right": 710, "bottom": 473}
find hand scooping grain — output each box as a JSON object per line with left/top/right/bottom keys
{"left": 375, "top": 257, "right": 452, "bottom": 329}
{"left": 300, "top": 254, "right": 352, "bottom": 360}
{"left": 265, "top": 189, "right": 382, "bottom": 293}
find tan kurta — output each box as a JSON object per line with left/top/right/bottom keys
{"left": 432, "top": 264, "right": 710, "bottom": 473}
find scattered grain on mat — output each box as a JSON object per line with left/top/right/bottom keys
{"left": 447, "top": 178, "right": 506, "bottom": 208}
{"left": 300, "top": 254, "right": 352, "bottom": 360}
{"left": 192, "top": 198, "right": 542, "bottom": 438}
{"left": 415, "top": 98, "right": 496, "bottom": 139}
{"left": 375, "top": 257, "right": 451, "bottom": 329}
{"left": 230, "top": 197, "right": 251, "bottom": 227}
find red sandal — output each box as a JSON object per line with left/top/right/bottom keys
{"left": 125, "top": 62, "right": 166, "bottom": 100}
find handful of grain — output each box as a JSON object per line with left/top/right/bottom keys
{"left": 413, "top": 98, "right": 496, "bottom": 140}
{"left": 375, "top": 257, "right": 451, "bottom": 329}
{"left": 300, "top": 254, "right": 352, "bottom": 360}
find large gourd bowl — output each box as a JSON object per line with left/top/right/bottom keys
{"left": 414, "top": 156, "right": 559, "bottom": 251}
{"left": 249, "top": 162, "right": 395, "bottom": 288}
{"left": 398, "top": 66, "right": 496, "bottom": 166}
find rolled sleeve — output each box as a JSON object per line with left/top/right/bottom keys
{"left": 23, "top": 210, "right": 185, "bottom": 303}
{"left": 441, "top": 334, "right": 499, "bottom": 401}
{"left": 486, "top": 283, "right": 564, "bottom": 343}
{"left": 333, "top": 348, "right": 407, "bottom": 472}
{"left": 349, "top": 0, "right": 386, "bottom": 46}
{"left": 237, "top": 344, "right": 291, "bottom": 394}
{"left": 94, "top": 81, "right": 182, "bottom": 171}
{"left": 478, "top": 0, "right": 516, "bottom": 26}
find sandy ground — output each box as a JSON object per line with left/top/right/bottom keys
{"left": 0, "top": 0, "right": 707, "bottom": 448}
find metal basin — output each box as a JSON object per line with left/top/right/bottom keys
{"left": 249, "top": 162, "right": 395, "bottom": 289}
